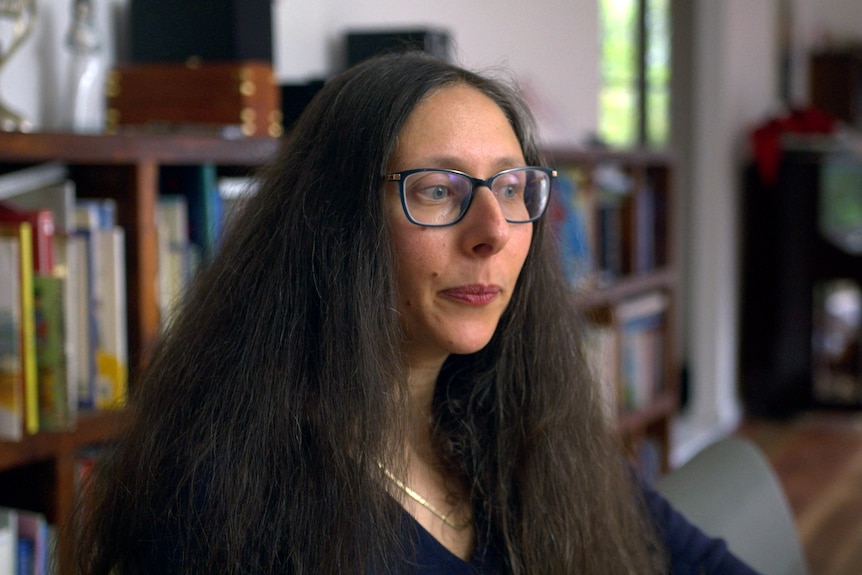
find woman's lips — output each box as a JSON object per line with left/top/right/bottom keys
{"left": 441, "top": 284, "right": 501, "bottom": 306}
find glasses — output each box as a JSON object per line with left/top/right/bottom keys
{"left": 385, "top": 166, "right": 556, "bottom": 227}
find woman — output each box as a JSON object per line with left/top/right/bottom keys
{"left": 71, "top": 52, "right": 757, "bottom": 574}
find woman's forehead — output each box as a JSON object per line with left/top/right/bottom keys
{"left": 389, "top": 85, "right": 523, "bottom": 171}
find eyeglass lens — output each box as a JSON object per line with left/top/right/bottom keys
{"left": 401, "top": 168, "right": 550, "bottom": 226}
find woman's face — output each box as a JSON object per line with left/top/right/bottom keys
{"left": 385, "top": 84, "right": 533, "bottom": 366}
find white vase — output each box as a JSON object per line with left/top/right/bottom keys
{"left": 65, "top": 0, "right": 104, "bottom": 133}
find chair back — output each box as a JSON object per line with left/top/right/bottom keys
{"left": 654, "top": 436, "right": 810, "bottom": 575}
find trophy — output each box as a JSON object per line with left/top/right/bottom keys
{"left": 0, "top": 0, "right": 36, "bottom": 132}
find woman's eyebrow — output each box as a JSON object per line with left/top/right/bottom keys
{"left": 402, "top": 155, "right": 527, "bottom": 173}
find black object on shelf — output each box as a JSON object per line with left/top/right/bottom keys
{"left": 345, "top": 29, "right": 451, "bottom": 68}
{"left": 129, "top": 0, "right": 272, "bottom": 63}
{"left": 280, "top": 80, "right": 326, "bottom": 131}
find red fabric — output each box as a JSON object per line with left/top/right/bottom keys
{"left": 750, "top": 107, "right": 837, "bottom": 186}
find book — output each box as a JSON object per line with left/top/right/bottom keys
{"left": 615, "top": 291, "right": 668, "bottom": 410}
{"left": 0, "top": 222, "right": 39, "bottom": 435}
{"left": 54, "top": 234, "right": 83, "bottom": 428}
{"left": 4, "top": 179, "right": 77, "bottom": 234}
{"left": 634, "top": 178, "right": 657, "bottom": 273}
{"left": 74, "top": 200, "right": 118, "bottom": 410}
{"left": 0, "top": 162, "right": 67, "bottom": 203}
{"left": 0, "top": 202, "right": 55, "bottom": 276}
{"left": 0, "top": 508, "right": 18, "bottom": 575}
{"left": 16, "top": 509, "right": 49, "bottom": 575}
{"left": 550, "top": 167, "right": 595, "bottom": 288}
{"left": 34, "top": 274, "right": 71, "bottom": 431}
{"left": 0, "top": 233, "right": 24, "bottom": 441}
{"left": 0, "top": 170, "right": 80, "bottom": 428}
{"left": 156, "top": 195, "right": 192, "bottom": 327}
{"left": 593, "top": 163, "right": 633, "bottom": 284}
{"left": 218, "top": 175, "right": 259, "bottom": 227}
{"left": 68, "top": 228, "right": 96, "bottom": 410}
{"left": 93, "top": 227, "right": 128, "bottom": 409}
{"left": 160, "top": 164, "right": 223, "bottom": 264}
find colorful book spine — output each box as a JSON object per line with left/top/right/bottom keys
{"left": 0, "top": 222, "right": 37, "bottom": 436}
{"left": 74, "top": 200, "right": 127, "bottom": 410}
{"left": 93, "top": 227, "right": 127, "bottom": 409}
{"left": 615, "top": 291, "right": 668, "bottom": 410}
{"left": 0, "top": 232, "right": 23, "bottom": 441}
{"left": 17, "top": 223, "right": 38, "bottom": 435}
{"left": 34, "top": 274, "right": 71, "bottom": 431}
{"left": 156, "top": 195, "right": 191, "bottom": 327}
{"left": 54, "top": 233, "right": 82, "bottom": 429}
{"left": 160, "top": 164, "right": 223, "bottom": 263}
{"left": 550, "top": 167, "right": 595, "bottom": 288}
{"left": 0, "top": 202, "right": 55, "bottom": 275}
{"left": 0, "top": 508, "right": 18, "bottom": 574}
{"left": 16, "top": 509, "right": 49, "bottom": 575}
{"left": 70, "top": 228, "right": 96, "bottom": 410}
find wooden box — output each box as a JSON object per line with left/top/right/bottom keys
{"left": 106, "top": 61, "right": 283, "bottom": 138}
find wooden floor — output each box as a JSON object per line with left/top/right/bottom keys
{"left": 738, "top": 411, "right": 862, "bottom": 575}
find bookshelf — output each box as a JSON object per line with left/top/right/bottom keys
{"left": 0, "top": 131, "right": 281, "bottom": 569}
{"left": 0, "top": 132, "right": 281, "bottom": 370}
{"left": 740, "top": 146, "right": 862, "bottom": 416}
{"left": 544, "top": 147, "right": 679, "bottom": 473}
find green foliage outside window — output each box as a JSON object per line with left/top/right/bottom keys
{"left": 599, "top": 0, "right": 670, "bottom": 148}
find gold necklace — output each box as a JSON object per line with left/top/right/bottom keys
{"left": 380, "top": 465, "right": 471, "bottom": 531}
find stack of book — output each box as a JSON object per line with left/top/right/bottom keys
{"left": 582, "top": 290, "right": 670, "bottom": 417}
{"left": 0, "top": 163, "right": 128, "bottom": 441}
{"left": 0, "top": 507, "right": 51, "bottom": 575}
{"left": 552, "top": 162, "right": 665, "bottom": 290}
{"left": 616, "top": 291, "right": 669, "bottom": 412}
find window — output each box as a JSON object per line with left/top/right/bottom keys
{"left": 599, "top": 0, "right": 670, "bottom": 148}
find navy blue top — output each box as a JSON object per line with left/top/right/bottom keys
{"left": 141, "top": 477, "right": 762, "bottom": 574}
{"left": 403, "top": 482, "right": 762, "bottom": 575}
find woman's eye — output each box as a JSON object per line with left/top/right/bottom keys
{"left": 421, "top": 185, "right": 450, "bottom": 201}
{"left": 496, "top": 178, "right": 524, "bottom": 200}
{"left": 500, "top": 185, "right": 519, "bottom": 199}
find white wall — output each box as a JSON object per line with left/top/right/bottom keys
{"left": 802, "top": 0, "right": 862, "bottom": 45}
{"left": 273, "top": 0, "right": 598, "bottom": 146}
{"left": 671, "top": 0, "right": 782, "bottom": 465}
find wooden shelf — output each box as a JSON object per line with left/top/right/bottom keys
{"left": 0, "top": 131, "right": 281, "bottom": 165}
{"left": 544, "top": 146, "right": 674, "bottom": 167}
{"left": 574, "top": 267, "right": 679, "bottom": 310}
{"left": 0, "top": 410, "right": 127, "bottom": 472}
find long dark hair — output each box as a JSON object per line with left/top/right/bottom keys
{"left": 69, "top": 52, "right": 664, "bottom": 575}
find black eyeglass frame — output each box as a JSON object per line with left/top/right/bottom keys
{"left": 384, "top": 166, "right": 557, "bottom": 227}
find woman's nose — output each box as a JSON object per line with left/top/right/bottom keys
{"left": 460, "top": 186, "right": 510, "bottom": 256}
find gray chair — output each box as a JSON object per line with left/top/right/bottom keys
{"left": 654, "top": 436, "right": 810, "bottom": 575}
